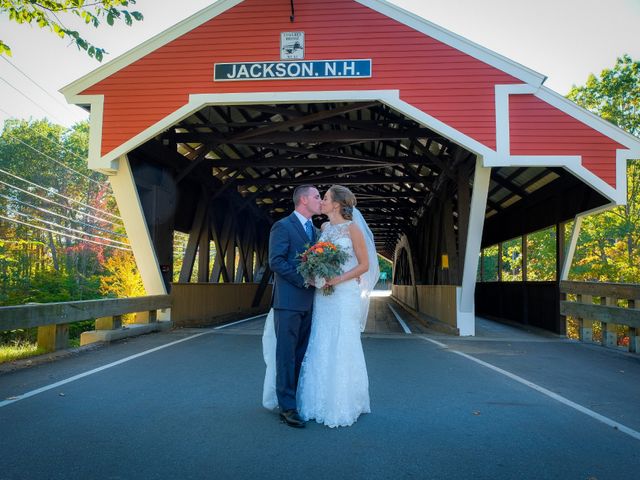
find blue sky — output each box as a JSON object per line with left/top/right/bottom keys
{"left": 1, "top": 0, "right": 638, "bottom": 127}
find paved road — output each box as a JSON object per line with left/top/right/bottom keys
{"left": 1, "top": 309, "right": 639, "bottom": 480}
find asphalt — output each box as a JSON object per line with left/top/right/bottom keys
{"left": 0, "top": 303, "right": 639, "bottom": 480}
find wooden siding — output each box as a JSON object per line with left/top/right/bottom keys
{"left": 392, "top": 284, "right": 458, "bottom": 329}
{"left": 509, "top": 94, "right": 624, "bottom": 188}
{"left": 171, "top": 282, "right": 272, "bottom": 327}
{"left": 82, "top": 0, "right": 521, "bottom": 156}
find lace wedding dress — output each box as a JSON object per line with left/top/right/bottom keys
{"left": 296, "top": 221, "right": 371, "bottom": 427}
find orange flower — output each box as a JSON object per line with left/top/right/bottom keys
{"left": 316, "top": 248, "right": 324, "bottom": 253}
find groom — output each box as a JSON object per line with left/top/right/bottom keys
{"left": 268, "top": 185, "right": 321, "bottom": 428}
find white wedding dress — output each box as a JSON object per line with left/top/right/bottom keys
{"left": 262, "top": 221, "right": 370, "bottom": 427}
{"left": 297, "top": 221, "right": 370, "bottom": 427}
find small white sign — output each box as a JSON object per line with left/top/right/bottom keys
{"left": 281, "top": 32, "right": 304, "bottom": 60}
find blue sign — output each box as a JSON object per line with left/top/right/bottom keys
{"left": 214, "top": 59, "right": 372, "bottom": 81}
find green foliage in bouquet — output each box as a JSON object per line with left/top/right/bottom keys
{"left": 297, "top": 241, "right": 349, "bottom": 295}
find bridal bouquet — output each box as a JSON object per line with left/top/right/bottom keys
{"left": 297, "top": 241, "right": 348, "bottom": 295}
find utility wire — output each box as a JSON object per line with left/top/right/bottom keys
{"left": 0, "top": 191, "right": 127, "bottom": 238}
{"left": 25, "top": 129, "right": 108, "bottom": 184}
{"left": 0, "top": 178, "right": 123, "bottom": 228}
{"left": 0, "top": 76, "right": 66, "bottom": 125}
{"left": 0, "top": 214, "right": 132, "bottom": 251}
{"left": 0, "top": 167, "right": 122, "bottom": 221}
{"left": 7, "top": 208, "right": 131, "bottom": 247}
{"left": 4, "top": 133, "right": 109, "bottom": 189}
{"left": 1, "top": 111, "right": 114, "bottom": 192}
{"left": 0, "top": 56, "right": 80, "bottom": 115}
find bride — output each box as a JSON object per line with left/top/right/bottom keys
{"left": 263, "top": 185, "right": 380, "bottom": 428}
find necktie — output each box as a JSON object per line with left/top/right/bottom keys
{"left": 304, "top": 219, "right": 313, "bottom": 241}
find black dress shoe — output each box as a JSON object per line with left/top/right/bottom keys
{"left": 279, "top": 409, "right": 305, "bottom": 428}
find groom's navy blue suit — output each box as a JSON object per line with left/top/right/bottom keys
{"left": 269, "top": 212, "right": 317, "bottom": 412}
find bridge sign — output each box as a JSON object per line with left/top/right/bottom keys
{"left": 214, "top": 59, "right": 372, "bottom": 81}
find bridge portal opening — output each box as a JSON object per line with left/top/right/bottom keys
{"left": 123, "top": 100, "right": 609, "bottom": 334}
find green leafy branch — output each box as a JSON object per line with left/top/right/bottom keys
{"left": 0, "top": 0, "right": 143, "bottom": 61}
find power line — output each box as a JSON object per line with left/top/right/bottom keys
{"left": 27, "top": 129, "right": 105, "bottom": 179}
{"left": 0, "top": 178, "right": 124, "bottom": 228}
{"left": 0, "top": 76, "right": 66, "bottom": 125}
{"left": 0, "top": 56, "right": 80, "bottom": 115}
{"left": 4, "top": 133, "right": 109, "bottom": 189}
{"left": 0, "top": 167, "right": 122, "bottom": 221}
{"left": 7, "top": 208, "right": 131, "bottom": 247}
{"left": 0, "top": 214, "right": 132, "bottom": 251}
{"left": 0, "top": 191, "right": 127, "bottom": 238}
{"left": 1, "top": 111, "right": 114, "bottom": 192}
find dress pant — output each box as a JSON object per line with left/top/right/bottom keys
{"left": 274, "top": 308, "right": 312, "bottom": 411}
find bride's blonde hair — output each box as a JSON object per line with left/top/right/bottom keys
{"left": 328, "top": 185, "right": 357, "bottom": 220}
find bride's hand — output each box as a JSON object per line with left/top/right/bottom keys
{"left": 325, "top": 275, "right": 342, "bottom": 286}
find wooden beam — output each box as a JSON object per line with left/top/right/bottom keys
{"left": 210, "top": 157, "right": 410, "bottom": 168}
{"left": 227, "top": 102, "right": 378, "bottom": 142}
{"left": 234, "top": 174, "right": 421, "bottom": 186}
{"left": 442, "top": 194, "right": 459, "bottom": 285}
{"left": 164, "top": 127, "right": 434, "bottom": 145}
{"left": 179, "top": 190, "right": 208, "bottom": 283}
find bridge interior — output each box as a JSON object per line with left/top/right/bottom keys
{"left": 125, "top": 100, "right": 610, "bottom": 332}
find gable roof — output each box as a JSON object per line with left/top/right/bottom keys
{"left": 61, "top": 0, "right": 547, "bottom": 99}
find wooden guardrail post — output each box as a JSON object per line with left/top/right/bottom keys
{"left": 128, "top": 310, "right": 158, "bottom": 324}
{"left": 577, "top": 294, "right": 593, "bottom": 343}
{"left": 601, "top": 296, "right": 618, "bottom": 348}
{"left": 37, "top": 324, "right": 69, "bottom": 352}
{"left": 95, "top": 315, "right": 123, "bottom": 330}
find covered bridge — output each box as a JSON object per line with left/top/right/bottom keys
{"left": 61, "top": 0, "right": 640, "bottom": 335}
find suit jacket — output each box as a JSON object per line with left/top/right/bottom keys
{"left": 269, "top": 212, "right": 317, "bottom": 311}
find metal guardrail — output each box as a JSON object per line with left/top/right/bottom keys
{"left": 0, "top": 295, "right": 172, "bottom": 352}
{"left": 560, "top": 281, "right": 640, "bottom": 353}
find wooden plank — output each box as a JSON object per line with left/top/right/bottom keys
{"left": 171, "top": 283, "right": 271, "bottom": 327}
{"left": 165, "top": 127, "right": 434, "bottom": 145}
{"left": 227, "top": 102, "right": 378, "bottom": 142}
{"left": 197, "top": 222, "right": 210, "bottom": 282}
{"left": 442, "top": 195, "right": 459, "bottom": 285}
{"left": 560, "top": 301, "right": 640, "bottom": 329}
{"left": 0, "top": 295, "right": 172, "bottom": 331}
{"left": 560, "top": 281, "right": 640, "bottom": 299}
{"left": 252, "top": 264, "right": 272, "bottom": 308}
{"left": 179, "top": 190, "right": 208, "bottom": 283}
{"left": 234, "top": 174, "right": 419, "bottom": 186}
{"left": 210, "top": 210, "right": 234, "bottom": 283}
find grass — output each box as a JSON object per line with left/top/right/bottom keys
{"left": 0, "top": 342, "right": 47, "bottom": 363}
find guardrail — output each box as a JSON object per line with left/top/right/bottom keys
{"left": 560, "top": 281, "right": 640, "bottom": 354}
{"left": 0, "top": 295, "right": 172, "bottom": 352}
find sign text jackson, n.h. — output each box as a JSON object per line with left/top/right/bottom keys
{"left": 214, "top": 59, "right": 372, "bottom": 81}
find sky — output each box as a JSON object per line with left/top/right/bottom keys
{"left": 0, "top": 0, "right": 639, "bottom": 128}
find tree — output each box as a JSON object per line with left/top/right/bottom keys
{"left": 0, "top": 118, "right": 126, "bottom": 305}
{"left": 0, "top": 0, "right": 143, "bottom": 61}
{"left": 100, "top": 250, "right": 145, "bottom": 298}
{"left": 567, "top": 55, "right": 640, "bottom": 282}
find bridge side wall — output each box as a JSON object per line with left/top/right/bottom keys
{"left": 171, "top": 283, "right": 272, "bottom": 327}
{"left": 392, "top": 285, "right": 459, "bottom": 333}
